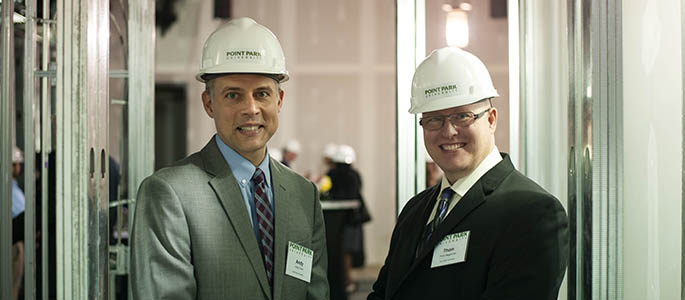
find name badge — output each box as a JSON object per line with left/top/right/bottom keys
{"left": 285, "top": 241, "right": 313, "bottom": 282}
{"left": 431, "top": 231, "right": 470, "bottom": 268}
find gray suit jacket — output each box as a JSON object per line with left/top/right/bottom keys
{"left": 131, "top": 138, "right": 329, "bottom": 300}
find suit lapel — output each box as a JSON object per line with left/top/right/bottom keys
{"left": 411, "top": 182, "right": 486, "bottom": 267}
{"left": 387, "top": 184, "right": 485, "bottom": 299}
{"left": 201, "top": 139, "right": 273, "bottom": 299}
{"left": 386, "top": 186, "right": 441, "bottom": 298}
{"left": 388, "top": 154, "right": 515, "bottom": 298}
{"left": 270, "top": 158, "right": 291, "bottom": 300}
{"left": 411, "top": 154, "right": 515, "bottom": 267}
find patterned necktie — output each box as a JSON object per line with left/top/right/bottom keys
{"left": 430, "top": 188, "right": 456, "bottom": 239}
{"left": 252, "top": 168, "right": 275, "bottom": 286}
{"left": 416, "top": 188, "right": 455, "bottom": 257}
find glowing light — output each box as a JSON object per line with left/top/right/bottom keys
{"left": 446, "top": 10, "right": 468, "bottom": 48}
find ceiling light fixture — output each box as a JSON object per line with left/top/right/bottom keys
{"left": 444, "top": 1, "right": 470, "bottom": 48}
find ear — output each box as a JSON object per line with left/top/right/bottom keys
{"left": 202, "top": 91, "right": 215, "bottom": 119}
{"left": 277, "top": 89, "right": 284, "bottom": 112}
{"left": 488, "top": 107, "right": 498, "bottom": 132}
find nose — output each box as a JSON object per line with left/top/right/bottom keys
{"left": 440, "top": 121, "right": 459, "bottom": 137}
{"left": 242, "top": 94, "right": 260, "bottom": 116}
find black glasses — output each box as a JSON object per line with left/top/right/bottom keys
{"left": 419, "top": 108, "right": 491, "bottom": 131}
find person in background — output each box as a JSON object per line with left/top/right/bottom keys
{"left": 322, "top": 143, "right": 337, "bottom": 171}
{"left": 315, "top": 143, "right": 338, "bottom": 194}
{"left": 425, "top": 155, "right": 442, "bottom": 188}
{"left": 107, "top": 156, "right": 128, "bottom": 300}
{"left": 109, "top": 156, "right": 122, "bottom": 245}
{"left": 324, "top": 144, "right": 371, "bottom": 300}
{"left": 131, "top": 17, "right": 329, "bottom": 300}
{"left": 268, "top": 147, "right": 283, "bottom": 163}
{"left": 11, "top": 146, "right": 25, "bottom": 219}
{"left": 11, "top": 146, "right": 25, "bottom": 300}
{"left": 368, "top": 47, "right": 568, "bottom": 300}
{"left": 281, "top": 139, "right": 301, "bottom": 167}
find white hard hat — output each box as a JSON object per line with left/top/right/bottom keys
{"left": 284, "top": 140, "right": 301, "bottom": 154}
{"left": 323, "top": 143, "right": 337, "bottom": 159}
{"left": 196, "top": 17, "right": 289, "bottom": 83}
{"left": 12, "top": 146, "right": 23, "bottom": 163}
{"left": 409, "top": 47, "right": 498, "bottom": 114}
{"left": 332, "top": 144, "right": 356, "bottom": 164}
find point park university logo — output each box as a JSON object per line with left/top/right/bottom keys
{"left": 425, "top": 84, "right": 458, "bottom": 100}
{"left": 225, "top": 50, "right": 263, "bottom": 62}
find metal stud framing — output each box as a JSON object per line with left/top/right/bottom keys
{"left": 0, "top": 0, "right": 16, "bottom": 298}
{"left": 566, "top": 0, "right": 623, "bottom": 299}
{"left": 396, "top": 0, "right": 426, "bottom": 215}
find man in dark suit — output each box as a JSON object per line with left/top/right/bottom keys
{"left": 131, "top": 18, "right": 329, "bottom": 300}
{"left": 368, "top": 47, "right": 568, "bottom": 300}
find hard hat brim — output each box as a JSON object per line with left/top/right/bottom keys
{"left": 409, "top": 93, "right": 498, "bottom": 114}
{"left": 196, "top": 71, "right": 290, "bottom": 83}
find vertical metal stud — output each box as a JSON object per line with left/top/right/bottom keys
{"left": 128, "top": 0, "right": 156, "bottom": 231}
{"left": 396, "top": 0, "right": 425, "bottom": 214}
{"left": 565, "top": 0, "right": 623, "bottom": 298}
{"left": 85, "top": 0, "right": 110, "bottom": 298}
{"left": 507, "top": 0, "right": 520, "bottom": 168}
{"left": 0, "top": 0, "right": 16, "bottom": 298}
{"left": 567, "top": 0, "right": 579, "bottom": 298}
{"left": 125, "top": 1, "right": 156, "bottom": 296}
{"left": 682, "top": 0, "right": 685, "bottom": 296}
{"left": 518, "top": 0, "right": 530, "bottom": 174}
{"left": 40, "top": 0, "right": 53, "bottom": 296}
{"left": 56, "top": 0, "right": 110, "bottom": 298}
{"left": 55, "top": 0, "right": 67, "bottom": 297}
{"left": 24, "top": 0, "right": 38, "bottom": 298}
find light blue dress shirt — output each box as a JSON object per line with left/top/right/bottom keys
{"left": 215, "top": 135, "right": 274, "bottom": 240}
{"left": 12, "top": 179, "right": 25, "bottom": 218}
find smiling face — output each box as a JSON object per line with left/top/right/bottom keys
{"left": 422, "top": 100, "right": 497, "bottom": 184}
{"left": 202, "top": 74, "right": 284, "bottom": 166}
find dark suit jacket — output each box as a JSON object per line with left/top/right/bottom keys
{"left": 368, "top": 153, "right": 568, "bottom": 300}
{"left": 131, "top": 138, "right": 329, "bottom": 300}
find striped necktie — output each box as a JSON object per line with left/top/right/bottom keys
{"left": 430, "top": 187, "right": 456, "bottom": 238}
{"left": 252, "top": 168, "right": 275, "bottom": 286}
{"left": 416, "top": 188, "right": 455, "bottom": 257}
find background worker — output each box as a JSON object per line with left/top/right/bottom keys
{"left": 324, "top": 144, "right": 371, "bottom": 300}
{"left": 280, "top": 139, "right": 301, "bottom": 168}
{"left": 11, "top": 146, "right": 25, "bottom": 300}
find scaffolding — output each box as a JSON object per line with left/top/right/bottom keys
{"left": 0, "top": 0, "right": 154, "bottom": 299}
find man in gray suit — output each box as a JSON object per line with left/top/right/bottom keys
{"left": 131, "top": 18, "right": 329, "bottom": 300}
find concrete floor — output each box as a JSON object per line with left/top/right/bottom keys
{"left": 348, "top": 264, "right": 381, "bottom": 300}
{"left": 348, "top": 279, "right": 375, "bottom": 300}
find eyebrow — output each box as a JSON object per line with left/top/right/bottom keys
{"left": 218, "top": 85, "right": 275, "bottom": 95}
{"left": 254, "top": 85, "right": 276, "bottom": 92}
{"left": 424, "top": 111, "right": 468, "bottom": 117}
{"left": 219, "top": 87, "right": 242, "bottom": 94}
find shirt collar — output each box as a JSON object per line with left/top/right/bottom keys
{"left": 440, "top": 146, "right": 502, "bottom": 198}
{"left": 215, "top": 134, "right": 272, "bottom": 188}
